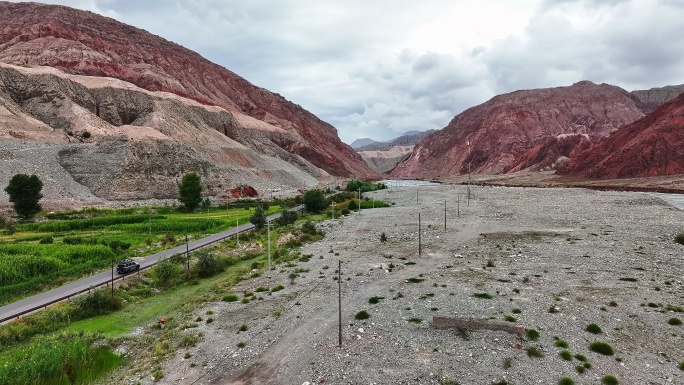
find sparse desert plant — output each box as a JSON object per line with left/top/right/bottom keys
{"left": 503, "top": 314, "right": 517, "bottom": 322}
{"left": 368, "top": 296, "right": 382, "bottom": 304}
{"left": 407, "top": 277, "right": 425, "bottom": 283}
{"left": 589, "top": 342, "right": 614, "bottom": 356}
{"left": 486, "top": 259, "right": 495, "bottom": 267}
{"left": 241, "top": 297, "right": 250, "bottom": 304}
{"left": 408, "top": 317, "right": 423, "bottom": 324}
{"left": 270, "top": 285, "right": 285, "bottom": 293}
{"left": 675, "top": 233, "right": 684, "bottom": 245}
{"left": 585, "top": 323, "right": 603, "bottom": 334}
{"left": 440, "top": 381, "right": 459, "bottom": 385}
{"left": 512, "top": 308, "right": 522, "bottom": 314}
{"left": 608, "top": 301, "right": 618, "bottom": 307}
{"left": 239, "top": 324, "right": 248, "bottom": 332}
{"left": 526, "top": 329, "right": 540, "bottom": 341}
{"left": 601, "top": 375, "right": 619, "bottom": 385}
{"left": 380, "top": 232, "right": 387, "bottom": 242}
{"left": 255, "top": 286, "right": 268, "bottom": 292}
{"left": 618, "top": 277, "right": 637, "bottom": 282}
{"left": 355, "top": 310, "right": 370, "bottom": 320}
{"left": 236, "top": 342, "right": 246, "bottom": 348}
{"left": 668, "top": 317, "right": 682, "bottom": 326}
{"left": 502, "top": 357, "right": 512, "bottom": 369}
{"left": 273, "top": 311, "right": 281, "bottom": 318}
{"left": 559, "top": 378, "right": 575, "bottom": 385}
{"left": 473, "top": 292, "right": 493, "bottom": 299}
{"left": 457, "top": 328, "right": 471, "bottom": 341}
{"left": 559, "top": 350, "right": 573, "bottom": 361}
{"left": 678, "top": 361, "right": 684, "bottom": 370}
{"left": 554, "top": 338, "right": 569, "bottom": 348}
{"left": 526, "top": 346, "right": 543, "bottom": 358}
{"left": 575, "top": 365, "right": 586, "bottom": 374}
{"left": 574, "top": 354, "right": 586, "bottom": 362}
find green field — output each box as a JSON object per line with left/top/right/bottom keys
{"left": 0, "top": 203, "right": 283, "bottom": 305}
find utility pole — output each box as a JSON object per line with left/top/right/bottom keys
{"left": 331, "top": 201, "right": 335, "bottom": 219}
{"left": 457, "top": 193, "right": 460, "bottom": 217}
{"left": 267, "top": 221, "right": 271, "bottom": 278}
{"left": 467, "top": 140, "right": 472, "bottom": 206}
{"left": 358, "top": 187, "right": 361, "bottom": 213}
{"left": 416, "top": 189, "right": 418, "bottom": 204}
{"left": 418, "top": 212, "right": 422, "bottom": 257}
{"left": 148, "top": 208, "right": 151, "bottom": 235}
{"left": 338, "top": 260, "right": 342, "bottom": 347}
{"left": 186, "top": 235, "right": 190, "bottom": 270}
{"left": 111, "top": 259, "right": 114, "bottom": 297}
{"left": 236, "top": 218, "right": 239, "bottom": 246}
{"left": 444, "top": 199, "right": 447, "bottom": 231}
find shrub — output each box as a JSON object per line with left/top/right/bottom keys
{"left": 601, "top": 375, "right": 619, "bottom": 385}
{"left": 589, "top": 342, "right": 614, "bottom": 356}
{"left": 512, "top": 308, "right": 522, "bottom": 314}
{"left": 277, "top": 209, "right": 298, "bottom": 226}
{"left": 194, "top": 251, "right": 224, "bottom": 278}
{"left": 301, "top": 221, "right": 318, "bottom": 235}
{"left": 368, "top": 296, "right": 382, "bottom": 304}
{"left": 526, "top": 346, "right": 543, "bottom": 358}
{"left": 408, "top": 317, "right": 423, "bottom": 324}
{"left": 270, "top": 285, "right": 285, "bottom": 293}
{"left": 236, "top": 342, "right": 246, "bottom": 348}
{"left": 559, "top": 378, "right": 575, "bottom": 385}
{"left": 679, "top": 361, "right": 684, "bottom": 370}
{"left": 668, "top": 317, "right": 682, "bottom": 326}
{"left": 472, "top": 292, "right": 492, "bottom": 299}
{"left": 255, "top": 287, "right": 268, "bottom": 293}
{"left": 355, "top": 310, "right": 370, "bottom": 320}
{"left": 526, "top": 329, "right": 540, "bottom": 341}
{"left": 239, "top": 324, "right": 248, "bottom": 332}
{"left": 675, "top": 233, "right": 684, "bottom": 245}
{"left": 574, "top": 354, "right": 586, "bottom": 362}
{"left": 502, "top": 357, "right": 512, "bottom": 369}
{"left": 250, "top": 206, "right": 266, "bottom": 229}
{"left": 151, "top": 258, "right": 182, "bottom": 286}
{"left": 303, "top": 189, "right": 327, "bottom": 213}
{"left": 503, "top": 314, "right": 517, "bottom": 322}
{"left": 380, "top": 232, "right": 387, "bottom": 242}
{"left": 38, "top": 237, "right": 53, "bottom": 244}
{"left": 585, "top": 323, "right": 603, "bottom": 334}
{"left": 73, "top": 288, "right": 122, "bottom": 318}
{"left": 407, "top": 277, "right": 425, "bottom": 283}
{"left": 559, "top": 350, "right": 573, "bottom": 361}
{"left": 575, "top": 365, "right": 586, "bottom": 374}
{"left": 554, "top": 338, "right": 568, "bottom": 348}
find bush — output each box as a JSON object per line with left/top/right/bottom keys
{"left": 526, "top": 346, "right": 543, "bottom": 358}
{"left": 668, "top": 317, "right": 682, "bottom": 325}
{"left": 302, "top": 189, "right": 327, "bottom": 213}
{"left": 380, "top": 232, "right": 387, "bottom": 242}
{"left": 355, "top": 310, "right": 370, "bottom": 320}
{"left": 277, "top": 209, "right": 298, "bottom": 226}
{"left": 270, "top": 285, "right": 285, "bottom": 293}
{"left": 193, "top": 251, "right": 223, "bottom": 278}
{"left": 678, "top": 361, "right": 684, "bottom": 370}
{"left": 73, "top": 288, "right": 122, "bottom": 318}
{"left": 38, "top": 237, "right": 53, "bottom": 244}
{"left": 368, "top": 296, "right": 382, "bottom": 304}
{"left": 558, "top": 378, "right": 574, "bottom": 385}
{"left": 151, "top": 258, "right": 181, "bottom": 286}
{"left": 675, "top": 233, "right": 684, "bottom": 245}
{"left": 250, "top": 206, "right": 266, "bottom": 229}
{"left": 472, "top": 292, "right": 492, "bottom": 299}
{"left": 301, "top": 221, "right": 318, "bottom": 235}
{"left": 601, "top": 375, "right": 619, "bottom": 385}
{"left": 554, "top": 338, "right": 568, "bottom": 348}
{"left": 526, "top": 329, "right": 540, "bottom": 341}
{"left": 585, "top": 323, "right": 603, "bottom": 334}
{"left": 589, "top": 342, "right": 614, "bottom": 356}
{"left": 222, "top": 294, "right": 238, "bottom": 302}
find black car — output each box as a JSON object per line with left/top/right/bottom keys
{"left": 116, "top": 259, "right": 140, "bottom": 274}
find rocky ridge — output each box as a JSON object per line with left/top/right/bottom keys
{"left": 0, "top": 1, "right": 376, "bottom": 192}
{"left": 391, "top": 81, "right": 684, "bottom": 180}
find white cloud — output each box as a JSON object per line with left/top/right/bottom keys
{"left": 9, "top": 0, "right": 684, "bottom": 143}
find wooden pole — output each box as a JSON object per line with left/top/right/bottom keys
{"left": 338, "top": 260, "right": 342, "bottom": 346}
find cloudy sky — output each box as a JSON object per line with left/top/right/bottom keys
{"left": 14, "top": 0, "right": 684, "bottom": 143}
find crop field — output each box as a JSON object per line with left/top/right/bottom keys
{"left": 0, "top": 203, "right": 282, "bottom": 305}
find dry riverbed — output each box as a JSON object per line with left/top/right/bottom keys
{"left": 131, "top": 185, "right": 683, "bottom": 385}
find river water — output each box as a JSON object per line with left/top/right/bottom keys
{"left": 651, "top": 193, "right": 684, "bottom": 210}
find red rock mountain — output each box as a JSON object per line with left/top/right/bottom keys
{"left": 558, "top": 93, "right": 684, "bottom": 179}
{"left": 391, "top": 81, "right": 646, "bottom": 179}
{"left": 0, "top": 2, "right": 375, "bottom": 180}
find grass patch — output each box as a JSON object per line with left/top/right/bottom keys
{"left": 601, "top": 375, "right": 619, "bottom": 385}
{"left": 270, "top": 285, "right": 285, "bottom": 293}
{"left": 503, "top": 314, "right": 517, "bottom": 322}
{"left": 554, "top": 338, "right": 569, "bottom": 348}
{"left": 525, "top": 329, "right": 539, "bottom": 341}
{"left": 574, "top": 354, "right": 587, "bottom": 362}
{"left": 407, "top": 277, "right": 424, "bottom": 283}
{"left": 575, "top": 365, "right": 586, "bottom": 374}
{"left": 678, "top": 361, "right": 684, "bottom": 370}
{"left": 667, "top": 317, "right": 682, "bottom": 326}
{"left": 368, "top": 296, "right": 383, "bottom": 304}
{"left": 589, "top": 342, "right": 614, "bottom": 356}
{"left": 559, "top": 350, "right": 573, "bottom": 361}
{"left": 558, "top": 378, "right": 575, "bottom": 385}
{"left": 512, "top": 308, "right": 522, "bottom": 314}
{"left": 236, "top": 342, "right": 246, "bottom": 348}
{"left": 618, "top": 277, "right": 638, "bottom": 282}
{"left": 472, "top": 292, "right": 493, "bottom": 299}
{"left": 222, "top": 293, "right": 238, "bottom": 302}
{"left": 585, "top": 323, "right": 603, "bottom": 334}
{"left": 355, "top": 310, "right": 370, "bottom": 320}
{"left": 255, "top": 286, "right": 268, "bottom": 292}
{"left": 408, "top": 317, "right": 423, "bottom": 324}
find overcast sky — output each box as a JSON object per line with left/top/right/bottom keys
{"left": 15, "top": 0, "right": 684, "bottom": 143}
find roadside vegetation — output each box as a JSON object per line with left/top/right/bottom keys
{"left": 0, "top": 188, "right": 391, "bottom": 384}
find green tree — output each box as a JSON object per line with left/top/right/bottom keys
{"left": 250, "top": 206, "right": 266, "bottom": 229}
{"left": 277, "top": 209, "right": 298, "bottom": 226}
{"left": 178, "top": 172, "right": 202, "bottom": 211}
{"left": 302, "top": 189, "right": 327, "bottom": 213}
{"left": 5, "top": 174, "right": 43, "bottom": 218}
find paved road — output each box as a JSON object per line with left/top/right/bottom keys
{"left": 0, "top": 206, "right": 303, "bottom": 323}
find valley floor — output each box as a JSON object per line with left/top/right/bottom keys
{"left": 124, "top": 185, "right": 683, "bottom": 385}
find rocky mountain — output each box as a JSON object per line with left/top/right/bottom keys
{"left": 631, "top": 84, "right": 684, "bottom": 113}
{"left": 357, "top": 130, "right": 436, "bottom": 174}
{"left": 0, "top": 2, "right": 376, "bottom": 201}
{"left": 558, "top": 93, "right": 684, "bottom": 179}
{"left": 391, "top": 81, "right": 683, "bottom": 180}
{"left": 350, "top": 138, "right": 377, "bottom": 150}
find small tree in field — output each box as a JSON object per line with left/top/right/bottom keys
{"left": 250, "top": 206, "right": 266, "bottom": 229}
{"left": 178, "top": 172, "right": 202, "bottom": 211}
{"left": 303, "top": 189, "right": 327, "bottom": 213}
{"left": 5, "top": 174, "right": 43, "bottom": 219}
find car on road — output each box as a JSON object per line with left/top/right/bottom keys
{"left": 116, "top": 259, "right": 140, "bottom": 274}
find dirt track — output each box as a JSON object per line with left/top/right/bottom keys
{"left": 143, "top": 185, "right": 683, "bottom": 385}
